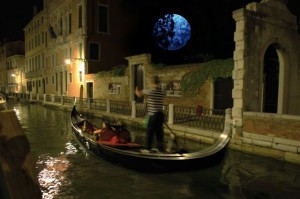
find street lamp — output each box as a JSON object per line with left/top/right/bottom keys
{"left": 65, "top": 59, "right": 71, "bottom": 65}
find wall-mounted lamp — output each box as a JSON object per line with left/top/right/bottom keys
{"left": 11, "top": 73, "right": 18, "bottom": 77}
{"left": 65, "top": 59, "right": 71, "bottom": 65}
{"left": 65, "top": 58, "right": 86, "bottom": 65}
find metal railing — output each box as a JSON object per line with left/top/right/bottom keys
{"left": 173, "top": 105, "right": 225, "bottom": 131}
{"left": 10, "top": 93, "right": 226, "bottom": 132}
{"left": 90, "top": 99, "right": 107, "bottom": 111}
{"left": 110, "top": 100, "right": 131, "bottom": 116}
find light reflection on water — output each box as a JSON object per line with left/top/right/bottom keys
{"left": 10, "top": 103, "right": 300, "bottom": 199}
{"left": 36, "top": 142, "right": 78, "bottom": 199}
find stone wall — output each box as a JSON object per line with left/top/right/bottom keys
{"left": 229, "top": 112, "right": 300, "bottom": 164}
{"left": 243, "top": 113, "right": 300, "bottom": 140}
{"left": 232, "top": 0, "right": 300, "bottom": 136}
{"left": 230, "top": 0, "right": 300, "bottom": 164}
{"left": 86, "top": 55, "right": 214, "bottom": 108}
{"left": 85, "top": 74, "right": 130, "bottom": 102}
{"left": 146, "top": 64, "right": 212, "bottom": 108}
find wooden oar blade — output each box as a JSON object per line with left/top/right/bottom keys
{"left": 164, "top": 124, "right": 188, "bottom": 153}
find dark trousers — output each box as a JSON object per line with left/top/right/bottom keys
{"left": 146, "top": 112, "right": 164, "bottom": 151}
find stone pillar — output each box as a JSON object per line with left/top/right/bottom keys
{"left": 131, "top": 101, "right": 136, "bottom": 118}
{"left": 232, "top": 8, "right": 246, "bottom": 138}
{"left": 43, "top": 94, "right": 46, "bottom": 103}
{"left": 224, "top": 108, "right": 232, "bottom": 136}
{"left": 106, "top": 99, "right": 110, "bottom": 113}
{"left": 168, "top": 104, "right": 174, "bottom": 125}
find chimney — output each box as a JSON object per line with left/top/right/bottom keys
{"left": 33, "top": 6, "right": 38, "bottom": 17}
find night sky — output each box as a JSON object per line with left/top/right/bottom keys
{"left": 0, "top": 0, "right": 299, "bottom": 64}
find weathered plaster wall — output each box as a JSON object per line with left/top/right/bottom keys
{"left": 232, "top": 0, "right": 300, "bottom": 137}
{"left": 231, "top": 0, "right": 300, "bottom": 164}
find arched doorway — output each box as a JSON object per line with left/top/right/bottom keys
{"left": 263, "top": 45, "right": 279, "bottom": 113}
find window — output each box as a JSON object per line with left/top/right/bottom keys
{"left": 79, "top": 71, "right": 83, "bottom": 82}
{"left": 79, "top": 43, "right": 83, "bottom": 59}
{"left": 65, "top": 71, "right": 68, "bottom": 92}
{"left": 69, "top": 73, "right": 72, "bottom": 83}
{"left": 69, "top": 47, "right": 72, "bottom": 60}
{"left": 89, "top": 42, "right": 100, "bottom": 60}
{"left": 56, "top": 73, "right": 58, "bottom": 91}
{"left": 68, "top": 13, "right": 72, "bottom": 34}
{"left": 109, "top": 83, "right": 121, "bottom": 94}
{"left": 78, "top": 5, "right": 82, "bottom": 28}
{"left": 98, "top": 5, "right": 108, "bottom": 33}
{"left": 165, "top": 81, "right": 182, "bottom": 97}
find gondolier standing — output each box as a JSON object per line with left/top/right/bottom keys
{"left": 135, "top": 75, "right": 165, "bottom": 152}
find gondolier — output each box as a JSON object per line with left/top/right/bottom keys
{"left": 135, "top": 75, "right": 165, "bottom": 152}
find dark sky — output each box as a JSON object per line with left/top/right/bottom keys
{"left": 0, "top": 0, "right": 299, "bottom": 64}
{"left": 125, "top": 0, "right": 300, "bottom": 64}
{"left": 0, "top": 0, "right": 43, "bottom": 43}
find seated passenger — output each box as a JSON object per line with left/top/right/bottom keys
{"left": 113, "top": 122, "right": 131, "bottom": 143}
{"left": 94, "top": 121, "right": 118, "bottom": 143}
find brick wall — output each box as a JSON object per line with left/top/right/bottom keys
{"left": 243, "top": 113, "right": 300, "bottom": 141}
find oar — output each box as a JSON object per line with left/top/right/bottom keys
{"left": 164, "top": 123, "right": 188, "bottom": 153}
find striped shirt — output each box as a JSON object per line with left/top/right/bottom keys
{"left": 144, "top": 88, "right": 164, "bottom": 114}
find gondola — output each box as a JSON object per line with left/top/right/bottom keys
{"left": 70, "top": 105, "right": 230, "bottom": 172}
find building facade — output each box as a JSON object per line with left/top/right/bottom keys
{"left": 0, "top": 41, "right": 25, "bottom": 93}
{"left": 23, "top": 0, "right": 135, "bottom": 98}
{"left": 6, "top": 55, "right": 25, "bottom": 93}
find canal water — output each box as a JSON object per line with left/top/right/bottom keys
{"left": 8, "top": 102, "right": 300, "bottom": 199}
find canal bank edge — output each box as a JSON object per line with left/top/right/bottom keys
{"left": 39, "top": 101, "right": 300, "bottom": 165}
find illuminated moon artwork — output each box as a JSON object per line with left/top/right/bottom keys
{"left": 153, "top": 14, "right": 191, "bottom": 51}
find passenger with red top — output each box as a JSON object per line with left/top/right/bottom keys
{"left": 94, "top": 121, "right": 118, "bottom": 143}
{"left": 112, "top": 122, "right": 131, "bottom": 144}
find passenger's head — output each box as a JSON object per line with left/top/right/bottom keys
{"left": 102, "top": 121, "right": 111, "bottom": 128}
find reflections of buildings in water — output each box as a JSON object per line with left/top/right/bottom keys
{"left": 9, "top": 103, "right": 300, "bottom": 199}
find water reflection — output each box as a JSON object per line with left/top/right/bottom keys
{"left": 220, "top": 151, "right": 300, "bottom": 199}
{"left": 9, "top": 103, "right": 300, "bottom": 199}
{"left": 37, "top": 141, "right": 78, "bottom": 199}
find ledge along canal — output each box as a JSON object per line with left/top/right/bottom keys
{"left": 8, "top": 102, "right": 300, "bottom": 199}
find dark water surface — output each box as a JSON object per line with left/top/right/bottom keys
{"left": 9, "top": 103, "right": 300, "bottom": 199}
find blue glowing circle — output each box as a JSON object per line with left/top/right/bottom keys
{"left": 153, "top": 14, "right": 191, "bottom": 51}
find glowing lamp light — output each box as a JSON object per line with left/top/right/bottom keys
{"left": 65, "top": 59, "right": 71, "bottom": 65}
{"left": 79, "top": 61, "right": 85, "bottom": 72}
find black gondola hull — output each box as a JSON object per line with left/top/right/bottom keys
{"left": 70, "top": 105, "right": 229, "bottom": 172}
